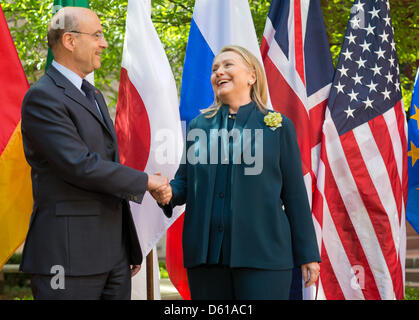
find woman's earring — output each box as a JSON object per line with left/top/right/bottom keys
{"left": 248, "top": 80, "right": 253, "bottom": 85}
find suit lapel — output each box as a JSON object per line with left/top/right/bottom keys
{"left": 232, "top": 102, "right": 257, "bottom": 164}
{"left": 94, "top": 91, "right": 120, "bottom": 162}
{"left": 204, "top": 107, "right": 228, "bottom": 201}
{"left": 229, "top": 102, "right": 263, "bottom": 186}
{"left": 46, "top": 66, "right": 113, "bottom": 138}
{"left": 94, "top": 91, "right": 116, "bottom": 137}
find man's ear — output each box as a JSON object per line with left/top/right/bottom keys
{"left": 61, "top": 33, "right": 75, "bottom": 52}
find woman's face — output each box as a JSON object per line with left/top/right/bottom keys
{"left": 211, "top": 51, "right": 255, "bottom": 105}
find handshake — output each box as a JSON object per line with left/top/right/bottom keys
{"left": 147, "top": 173, "right": 173, "bottom": 206}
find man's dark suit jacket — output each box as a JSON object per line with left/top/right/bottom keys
{"left": 19, "top": 65, "right": 148, "bottom": 276}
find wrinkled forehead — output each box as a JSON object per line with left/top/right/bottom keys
{"left": 50, "top": 7, "right": 102, "bottom": 32}
{"left": 77, "top": 10, "right": 103, "bottom": 32}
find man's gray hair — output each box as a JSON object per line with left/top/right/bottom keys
{"left": 47, "top": 8, "right": 79, "bottom": 50}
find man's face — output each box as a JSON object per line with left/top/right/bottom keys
{"left": 72, "top": 11, "right": 108, "bottom": 77}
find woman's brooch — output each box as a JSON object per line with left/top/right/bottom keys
{"left": 264, "top": 112, "right": 283, "bottom": 131}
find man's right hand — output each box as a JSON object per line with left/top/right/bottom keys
{"left": 150, "top": 184, "right": 173, "bottom": 206}
{"left": 147, "top": 173, "right": 169, "bottom": 191}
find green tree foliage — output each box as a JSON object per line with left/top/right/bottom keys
{"left": 2, "top": 0, "right": 418, "bottom": 110}
{"left": 3, "top": 0, "right": 52, "bottom": 83}
{"left": 152, "top": 0, "right": 193, "bottom": 89}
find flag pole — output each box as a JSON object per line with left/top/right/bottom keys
{"left": 146, "top": 249, "right": 154, "bottom": 300}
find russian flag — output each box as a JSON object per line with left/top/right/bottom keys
{"left": 166, "top": 0, "right": 266, "bottom": 300}
{"left": 115, "top": 0, "right": 184, "bottom": 299}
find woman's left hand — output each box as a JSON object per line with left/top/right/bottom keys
{"left": 301, "top": 262, "right": 320, "bottom": 288}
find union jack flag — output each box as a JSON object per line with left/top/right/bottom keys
{"left": 261, "top": 0, "right": 334, "bottom": 299}
{"left": 314, "top": 0, "right": 407, "bottom": 299}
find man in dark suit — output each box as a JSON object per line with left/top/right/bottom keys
{"left": 20, "top": 7, "right": 167, "bottom": 300}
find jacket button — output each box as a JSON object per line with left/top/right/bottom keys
{"left": 219, "top": 192, "right": 224, "bottom": 198}
{"left": 218, "top": 225, "right": 224, "bottom": 232}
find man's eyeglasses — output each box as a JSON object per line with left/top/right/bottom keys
{"left": 68, "top": 30, "right": 105, "bottom": 41}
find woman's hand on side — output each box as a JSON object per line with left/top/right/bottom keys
{"left": 301, "top": 262, "right": 320, "bottom": 288}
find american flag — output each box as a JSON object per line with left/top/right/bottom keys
{"left": 313, "top": 0, "right": 407, "bottom": 299}
{"left": 261, "top": 0, "right": 334, "bottom": 298}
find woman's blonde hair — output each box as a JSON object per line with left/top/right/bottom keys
{"left": 201, "top": 45, "right": 269, "bottom": 118}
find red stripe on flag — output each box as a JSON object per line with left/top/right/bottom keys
{"left": 293, "top": 0, "right": 305, "bottom": 85}
{"left": 340, "top": 130, "right": 404, "bottom": 299}
{"left": 311, "top": 182, "right": 343, "bottom": 299}
{"left": 115, "top": 67, "right": 151, "bottom": 170}
{"left": 166, "top": 213, "right": 191, "bottom": 300}
{"left": 309, "top": 100, "right": 328, "bottom": 148}
{"left": 368, "top": 114, "right": 403, "bottom": 227}
{"left": 319, "top": 244, "right": 345, "bottom": 300}
{"left": 263, "top": 56, "right": 311, "bottom": 175}
{"left": 321, "top": 147, "right": 381, "bottom": 299}
{"left": 368, "top": 113, "right": 405, "bottom": 298}
{"left": 311, "top": 173, "right": 323, "bottom": 226}
{"left": 0, "top": 5, "right": 29, "bottom": 154}
{"left": 394, "top": 101, "right": 408, "bottom": 210}
{"left": 260, "top": 36, "right": 269, "bottom": 60}
{"left": 390, "top": 100, "right": 408, "bottom": 300}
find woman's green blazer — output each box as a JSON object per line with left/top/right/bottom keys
{"left": 163, "top": 102, "right": 320, "bottom": 270}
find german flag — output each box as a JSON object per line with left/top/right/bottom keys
{"left": 0, "top": 4, "right": 32, "bottom": 269}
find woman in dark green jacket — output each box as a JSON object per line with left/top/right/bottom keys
{"left": 153, "top": 45, "right": 320, "bottom": 299}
